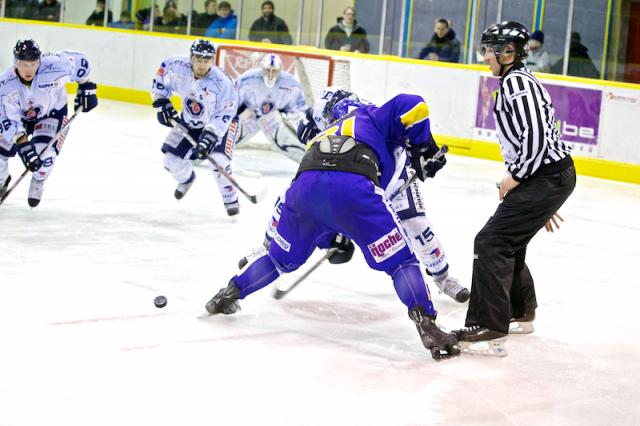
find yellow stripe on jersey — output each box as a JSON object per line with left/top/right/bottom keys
{"left": 341, "top": 116, "right": 356, "bottom": 139}
{"left": 400, "top": 102, "right": 430, "bottom": 129}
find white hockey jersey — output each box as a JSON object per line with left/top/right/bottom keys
{"left": 236, "top": 69, "right": 306, "bottom": 117}
{"left": 0, "top": 50, "right": 91, "bottom": 133}
{"left": 151, "top": 56, "right": 238, "bottom": 138}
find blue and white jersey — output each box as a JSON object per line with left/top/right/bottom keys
{"left": 0, "top": 101, "right": 21, "bottom": 155}
{"left": 152, "top": 56, "right": 238, "bottom": 138}
{"left": 236, "top": 69, "right": 306, "bottom": 117}
{"left": 0, "top": 50, "right": 91, "bottom": 131}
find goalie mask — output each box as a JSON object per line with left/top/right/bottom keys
{"left": 261, "top": 53, "right": 282, "bottom": 89}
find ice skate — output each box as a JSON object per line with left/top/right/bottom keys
{"left": 28, "top": 177, "right": 44, "bottom": 207}
{"left": 174, "top": 172, "right": 195, "bottom": 200}
{"left": 204, "top": 281, "right": 241, "bottom": 316}
{"left": 455, "top": 325, "right": 508, "bottom": 357}
{"left": 509, "top": 311, "right": 535, "bottom": 334}
{"left": 0, "top": 175, "right": 11, "bottom": 198}
{"left": 433, "top": 272, "right": 470, "bottom": 303}
{"left": 409, "top": 307, "right": 460, "bottom": 360}
{"left": 225, "top": 201, "right": 240, "bottom": 216}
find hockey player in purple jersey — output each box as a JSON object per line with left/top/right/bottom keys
{"left": 203, "top": 91, "right": 459, "bottom": 360}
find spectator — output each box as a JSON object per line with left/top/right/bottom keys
{"left": 154, "top": 0, "right": 187, "bottom": 33}
{"left": 205, "top": 1, "right": 237, "bottom": 39}
{"left": 324, "top": 6, "right": 370, "bottom": 53}
{"left": 109, "top": 10, "right": 134, "bottom": 29}
{"left": 248, "top": 1, "right": 292, "bottom": 45}
{"left": 417, "top": 18, "right": 461, "bottom": 63}
{"left": 193, "top": 0, "right": 218, "bottom": 36}
{"left": 35, "top": 0, "right": 61, "bottom": 22}
{"left": 85, "top": 0, "right": 113, "bottom": 27}
{"left": 5, "top": 0, "right": 39, "bottom": 19}
{"left": 524, "top": 30, "right": 551, "bottom": 72}
{"left": 135, "top": 4, "right": 161, "bottom": 29}
{"left": 551, "top": 32, "right": 600, "bottom": 79}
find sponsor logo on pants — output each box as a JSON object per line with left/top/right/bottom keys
{"left": 368, "top": 228, "right": 407, "bottom": 263}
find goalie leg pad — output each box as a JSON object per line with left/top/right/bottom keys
{"left": 258, "top": 111, "right": 305, "bottom": 163}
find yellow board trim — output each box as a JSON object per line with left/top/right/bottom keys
{"left": 601, "top": 0, "right": 613, "bottom": 80}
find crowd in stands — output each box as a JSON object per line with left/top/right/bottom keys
{"left": 0, "top": 0, "right": 602, "bottom": 79}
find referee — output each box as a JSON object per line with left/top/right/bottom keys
{"left": 457, "top": 21, "right": 576, "bottom": 356}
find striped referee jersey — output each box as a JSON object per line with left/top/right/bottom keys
{"left": 494, "top": 63, "right": 572, "bottom": 181}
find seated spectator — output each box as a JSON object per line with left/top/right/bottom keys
{"left": 524, "top": 31, "right": 551, "bottom": 72}
{"left": 109, "top": 10, "right": 135, "bottom": 29}
{"left": 193, "top": 0, "right": 218, "bottom": 36}
{"left": 154, "top": 0, "right": 187, "bottom": 33}
{"left": 85, "top": 0, "right": 113, "bottom": 26}
{"left": 205, "top": 2, "right": 237, "bottom": 39}
{"left": 417, "top": 18, "right": 460, "bottom": 63}
{"left": 324, "top": 6, "right": 369, "bottom": 53}
{"left": 135, "top": 4, "right": 161, "bottom": 29}
{"left": 5, "top": 0, "right": 39, "bottom": 19}
{"left": 551, "top": 32, "right": 600, "bottom": 79}
{"left": 35, "top": 0, "right": 61, "bottom": 22}
{"left": 248, "top": 1, "right": 292, "bottom": 45}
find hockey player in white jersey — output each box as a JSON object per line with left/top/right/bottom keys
{"left": 152, "top": 39, "right": 240, "bottom": 215}
{"left": 0, "top": 39, "right": 98, "bottom": 207}
{"left": 232, "top": 53, "right": 308, "bottom": 162}
{"left": 261, "top": 88, "right": 470, "bottom": 303}
{"left": 0, "top": 103, "right": 21, "bottom": 199}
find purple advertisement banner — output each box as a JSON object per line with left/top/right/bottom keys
{"left": 475, "top": 76, "right": 602, "bottom": 146}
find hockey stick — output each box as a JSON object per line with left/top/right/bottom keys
{"left": 0, "top": 107, "right": 81, "bottom": 207}
{"left": 388, "top": 145, "right": 449, "bottom": 202}
{"left": 171, "top": 120, "right": 266, "bottom": 204}
{"left": 272, "top": 247, "right": 339, "bottom": 300}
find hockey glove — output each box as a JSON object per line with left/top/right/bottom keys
{"left": 296, "top": 108, "right": 319, "bottom": 145}
{"left": 328, "top": 234, "right": 355, "bottom": 265}
{"left": 17, "top": 142, "right": 42, "bottom": 172}
{"left": 407, "top": 142, "right": 446, "bottom": 181}
{"left": 152, "top": 98, "right": 178, "bottom": 127}
{"left": 74, "top": 82, "right": 98, "bottom": 112}
{"left": 196, "top": 129, "right": 217, "bottom": 159}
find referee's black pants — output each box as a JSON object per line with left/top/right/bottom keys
{"left": 465, "top": 163, "right": 576, "bottom": 333}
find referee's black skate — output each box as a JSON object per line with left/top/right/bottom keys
{"left": 455, "top": 325, "right": 508, "bottom": 357}
{"left": 409, "top": 307, "right": 460, "bottom": 360}
{"left": 204, "top": 280, "right": 241, "bottom": 315}
{"left": 509, "top": 311, "right": 535, "bottom": 334}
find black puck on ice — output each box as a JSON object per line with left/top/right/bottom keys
{"left": 154, "top": 295, "right": 167, "bottom": 308}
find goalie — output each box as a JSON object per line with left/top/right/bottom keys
{"left": 232, "top": 53, "right": 308, "bottom": 162}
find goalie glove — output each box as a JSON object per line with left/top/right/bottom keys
{"left": 407, "top": 141, "right": 446, "bottom": 181}
{"left": 152, "top": 98, "right": 178, "bottom": 127}
{"left": 74, "top": 81, "right": 98, "bottom": 112}
{"left": 17, "top": 141, "right": 42, "bottom": 172}
{"left": 195, "top": 129, "right": 217, "bottom": 159}
{"left": 328, "top": 234, "right": 355, "bottom": 265}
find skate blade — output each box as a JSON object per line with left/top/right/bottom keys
{"left": 459, "top": 337, "right": 508, "bottom": 357}
{"left": 431, "top": 345, "right": 461, "bottom": 361}
{"left": 509, "top": 321, "right": 535, "bottom": 334}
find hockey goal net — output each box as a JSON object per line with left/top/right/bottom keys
{"left": 215, "top": 45, "right": 351, "bottom": 104}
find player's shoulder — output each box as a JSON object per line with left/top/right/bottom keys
{"left": 277, "top": 71, "right": 302, "bottom": 88}
{"left": 237, "top": 68, "right": 263, "bottom": 84}
{"left": 0, "top": 67, "right": 18, "bottom": 92}
{"left": 203, "top": 66, "right": 235, "bottom": 87}
{"left": 161, "top": 55, "right": 191, "bottom": 72}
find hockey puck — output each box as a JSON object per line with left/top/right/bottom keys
{"left": 154, "top": 295, "right": 167, "bottom": 308}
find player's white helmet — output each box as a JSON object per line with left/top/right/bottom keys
{"left": 261, "top": 53, "right": 282, "bottom": 89}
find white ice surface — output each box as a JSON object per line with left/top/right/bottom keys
{"left": 1, "top": 100, "right": 639, "bottom": 426}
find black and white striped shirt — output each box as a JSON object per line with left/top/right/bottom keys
{"left": 494, "top": 63, "right": 572, "bottom": 181}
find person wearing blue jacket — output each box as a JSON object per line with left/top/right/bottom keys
{"left": 205, "top": 1, "right": 237, "bottom": 39}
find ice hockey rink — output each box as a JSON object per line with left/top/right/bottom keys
{"left": 1, "top": 99, "right": 639, "bottom": 426}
